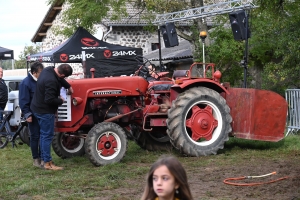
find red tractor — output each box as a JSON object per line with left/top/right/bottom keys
{"left": 53, "top": 57, "right": 287, "bottom": 166}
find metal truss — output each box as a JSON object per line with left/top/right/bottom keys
{"left": 153, "top": 0, "right": 258, "bottom": 25}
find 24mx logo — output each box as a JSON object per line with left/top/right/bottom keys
{"left": 60, "top": 54, "right": 68, "bottom": 62}
{"left": 81, "top": 38, "right": 99, "bottom": 47}
{"left": 42, "top": 57, "right": 51, "bottom": 62}
{"left": 112, "top": 50, "right": 136, "bottom": 57}
{"left": 30, "top": 56, "right": 51, "bottom": 62}
{"left": 69, "top": 53, "right": 95, "bottom": 60}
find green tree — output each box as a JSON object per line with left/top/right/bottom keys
{"left": 200, "top": 0, "right": 300, "bottom": 93}
{"left": 206, "top": 16, "right": 245, "bottom": 88}
{"left": 14, "top": 45, "right": 42, "bottom": 69}
{"left": 0, "top": 60, "right": 13, "bottom": 70}
{"left": 249, "top": 0, "right": 300, "bottom": 94}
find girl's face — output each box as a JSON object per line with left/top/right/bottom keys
{"left": 153, "top": 165, "right": 179, "bottom": 200}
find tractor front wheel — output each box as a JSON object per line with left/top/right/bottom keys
{"left": 167, "top": 87, "right": 232, "bottom": 156}
{"left": 85, "top": 122, "right": 127, "bottom": 166}
{"left": 52, "top": 132, "right": 85, "bottom": 158}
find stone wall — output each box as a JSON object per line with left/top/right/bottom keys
{"left": 105, "top": 26, "right": 159, "bottom": 56}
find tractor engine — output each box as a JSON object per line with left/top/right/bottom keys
{"left": 87, "top": 97, "right": 143, "bottom": 124}
{"left": 55, "top": 75, "right": 149, "bottom": 130}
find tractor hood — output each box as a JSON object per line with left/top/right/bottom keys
{"left": 67, "top": 76, "right": 149, "bottom": 97}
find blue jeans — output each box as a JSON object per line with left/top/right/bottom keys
{"left": 33, "top": 113, "right": 55, "bottom": 163}
{"left": 28, "top": 115, "right": 41, "bottom": 159}
{"left": 0, "top": 106, "right": 4, "bottom": 121}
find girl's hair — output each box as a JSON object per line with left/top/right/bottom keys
{"left": 141, "top": 155, "right": 193, "bottom": 200}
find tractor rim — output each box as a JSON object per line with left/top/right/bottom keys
{"left": 96, "top": 131, "right": 121, "bottom": 160}
{"left": 61, "top": 134, "right": 85, "bottom": 153}
{"left": 184, "top": 100, "right": 222, "bottom": 146}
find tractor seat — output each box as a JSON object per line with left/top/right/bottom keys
{"left": 149, "top": 84, "right": 172, "bottom": 91}
{"left": 172, "top": 70, "right": 189, "bottom": 80}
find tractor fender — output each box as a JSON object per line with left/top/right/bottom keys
{"left": 170, "top": 79, "right": 229, "bottom": 102}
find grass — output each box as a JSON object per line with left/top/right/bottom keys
{"left": 0, "top": 135, "right": 299, "bottom": 200}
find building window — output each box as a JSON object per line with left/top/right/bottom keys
{"left": 151, "top": 43, "right": 160, "bottom": 51}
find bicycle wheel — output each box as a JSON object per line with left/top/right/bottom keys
{"left": 0, "top": 125, "right": 8, "bottom": 149}
{"left": 0, "top": 135, "right": 8, "bottom": 148}
{"left": 0, "top": 131, "right": 8, "bottom": 149}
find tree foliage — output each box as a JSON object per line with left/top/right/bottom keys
{"left": 14, "top": 45, "right": 42, "bottom": 69}
{"left": 0, "top": 60, "right": 13, "bottom": 70}
{"left": 200, "top": 0, "right": 300, "bottom": 93}
{"left": 205, "top": 15, "right": 245, "bottom": 87}
{"left": 250, "top": 0, "right": 300, "bottom": 94}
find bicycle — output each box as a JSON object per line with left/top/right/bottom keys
{"left": 0, "top": 108, "right": 28, "bottom": 149}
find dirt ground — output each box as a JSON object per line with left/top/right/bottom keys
{"left": 188, "top": 157, "right": 300, "bottom": 200}
{"left": 98, "top": 153, "right": 300, "bottom": 200}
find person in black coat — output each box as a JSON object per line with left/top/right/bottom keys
{"left": 19, "top": 62, "right": 44, "bottom": 168}
{"left": 0, "top": 67, "right": 8, "bottom": 121}
{"left": 30, "top": 64, "right": 73, "bottom": 170}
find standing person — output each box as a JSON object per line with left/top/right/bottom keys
{"left": 0, "top": 67, "right": 8, "bottom": 121}
{"left": 19, "top": 62, "right": 44, "bottom": 168}
{"left": 30, "top": 64, "right": 73, "bottom": 170}
{"left": 141, "top": 155, "right": 193, "bottom": 200}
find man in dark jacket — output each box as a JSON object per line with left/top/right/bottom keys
{"left": 0, "top": 67, "right": 8, "bottom": 121}
{"left": 31, "top": 64, "right": 73, "bottom": 170}
{"left": 19, "top": 62, "right": 44, "bottom": 168}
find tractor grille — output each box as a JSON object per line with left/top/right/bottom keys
{"left": 57, "top": 95, "right": 71, "bottom": 121}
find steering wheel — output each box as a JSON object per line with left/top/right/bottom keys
{"left": 135, "top": 56, "right": 160, "bottom": 80}
{"left": 136, "top": 56, "right": 160, "bottom": 80}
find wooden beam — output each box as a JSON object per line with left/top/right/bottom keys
{"left": 53, "top": 6, "right": 62, "bottom": 10}
{"left": 44, "top": 23, "right": 52, "bottom": 26}
{"left": 38, "top": 33, "right": 47, "bottom": 36}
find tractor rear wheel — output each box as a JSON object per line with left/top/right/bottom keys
{"left": 130, "top": 124, "right": 172, "bottom": 151}
{"left": 135, "top": 130, "right": 171, "bottom": 151}
{"left": 85, "top": 122, "right": 127, "bottom": 166}
{"left": 52, "top": 132, "right": 85, "bottom": 158}
{"left": 167, "top": 87, "right": 232, "bottom": 156}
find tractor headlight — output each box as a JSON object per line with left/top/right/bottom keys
{"left": 72, "top": 97, "right": 83, "bottom": 106}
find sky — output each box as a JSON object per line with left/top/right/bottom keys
{"left": 0, "top": 0, "right": 50, "bottom": 60}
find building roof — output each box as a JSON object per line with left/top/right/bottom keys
{"left": 144, "top": 40, "right": 193, "bottom": 62}
{"left": 31, "top": 1, "right": 63, "bottom": 43}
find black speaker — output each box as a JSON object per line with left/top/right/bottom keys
{"left": 229, "top": 10, "right": 250, "bottom": 41}
{"left": 160, "top": 22, "right": 179, "bottom": 48}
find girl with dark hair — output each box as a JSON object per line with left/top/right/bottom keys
{"left": 141, "top": 155, "right": 193, "bottom": 200}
